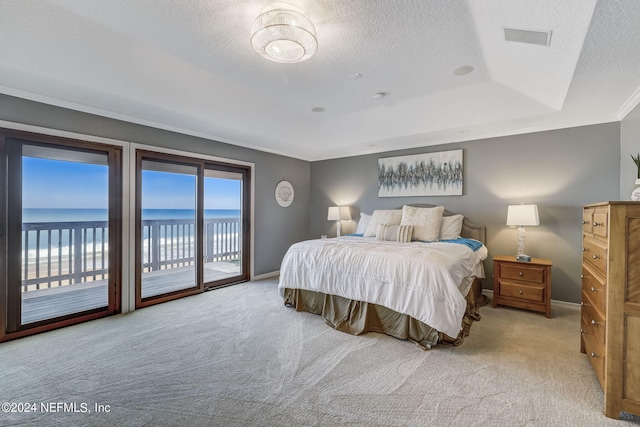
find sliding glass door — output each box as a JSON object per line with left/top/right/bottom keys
{"left": 1, "top": 130, "right": 122, "bottom": 338}
{"left": 135, "top": 152, "right": 251, "bottom": 307}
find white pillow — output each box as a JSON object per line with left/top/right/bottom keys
{"left": 376, "top": 224, "right": 414, "bottom": 242}
{"left": 440, "top": 214, "right": 464, "bottom": 240}
{"left": 400, "top": 205, "right": 445, "bottom": 241}
{"left": 363, "top": 209, "right": 403, "bottom": 237}
{"left": 355, "top": 212, "right": 371, "bottom": 235}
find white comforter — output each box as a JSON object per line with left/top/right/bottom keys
{"left": 278, "top": 236, "right": 488, "bottom": 338}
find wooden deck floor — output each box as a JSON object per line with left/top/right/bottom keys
{"left": 21, "top": 262, "right": 240, "bottom": 325}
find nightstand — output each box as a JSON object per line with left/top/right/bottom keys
{"left": 492, "top": 255, "right": 553, "bottom": 318}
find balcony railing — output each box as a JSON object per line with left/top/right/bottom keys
{"left": 22, "top": 217, "right": 240, "bottom": 292}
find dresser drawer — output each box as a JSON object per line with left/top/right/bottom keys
{"left": 581, "top": 298, "right": 605, "bottom": 347}
{"left": 592, "top": 209, "right": 608, "bottom": 239}
{"left": 582, "top": 331, "right": 605, "bottom": 389}
{"left": 582, "top": 236, "right": 608, "bottom": 275}
{"left": 582, "top": 209, "right": 594, "bottom": 234}
{"left": 581, "top": 265, "right": 606, "bottom": 315}
{"left": 499, "top": 280, "right": 544, "bottom": 302}
{"left": 499, "top": 263, "right": 545, "bottom": 283}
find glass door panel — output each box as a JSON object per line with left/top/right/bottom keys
{"left": 203, "top": 164, "right": 250, "bottom": 288}
{"left": 20, "top": 146, "right": 110, "bottom": 325}
{"left": 139, "top": 159, "right": 199, "bottom": 299}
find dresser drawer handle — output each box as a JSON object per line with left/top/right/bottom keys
{"left": 580, "top": 302, "right": 586, "bottom": 306}
{"left": 592, "top": 254, "right": 599, "bottom": 260}
{"left": 582, "top": 220, "right": 587, "bottom": 225}
{"left": 580, "top": 274, "right": 584, "bottom": 279}
{"left": 593, "top": 222, "right": 600, "bottom": 227}
{"left": 518, "top": 272, "right": 523, "bottom": 276}
{"left": 518, "top": 290, "right": 523, "bottom": 295}
{"left": 580, "top": 328, "right": 585, "bottom": 334}
{"left": 582, "top": 247, "right": 586, "bottom": 252}
{"left": 591, "top": 319, "right": 599, "bottom": 326}
{"left": 590, "top": 287, "right": 597, "bottom": 292}
{"left": 590, "top": 352, "right": 597, "bottom": 358}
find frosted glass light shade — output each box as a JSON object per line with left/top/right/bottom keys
{"left": 506, "top": 204, "right": 540, "bottom": 226}
{"left": 250, "top": 9, "right": 317, "bottom": 63}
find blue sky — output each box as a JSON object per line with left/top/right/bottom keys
{"left": 22, "top": 157, "right": 241, "bottom": 209}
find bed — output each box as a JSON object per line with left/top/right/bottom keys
{"left": 278, "top": 205, "right": 488, "bottom": 350}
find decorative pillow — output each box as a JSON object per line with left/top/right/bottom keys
{"left": 400, "top": 205, "right": 445, "bottom": 241}
{"left": 363, "top": 209, "right": 403, "bottom": 237}
{"left": 355, "top": 212, "right": 372, "bottom": 235}
{"left": 440, "top": 214, "right": 464, "bottom": 240}
{"left": 376, "top": 224, "right": 414, "bottom": 242}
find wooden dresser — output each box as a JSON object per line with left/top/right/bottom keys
{"left": 581, "top": 202, "right": 640, "bottom": 418}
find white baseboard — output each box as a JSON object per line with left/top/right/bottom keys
{"left": 252, "top": 270, "right": 279, "bottom": 281}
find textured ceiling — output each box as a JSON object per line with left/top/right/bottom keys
{"left": 1, "top": 0, "right": 639, "bottom": 161}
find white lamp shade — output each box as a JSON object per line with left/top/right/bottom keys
{"left": 506, "top": 204, "right": 540, "bottom": 226}
{"left": 327, "top": 206, "right": 351, "bottom": 221}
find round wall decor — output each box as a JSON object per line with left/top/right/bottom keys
{"left": 275, "top": 180, "right": 294, "bottom": 207}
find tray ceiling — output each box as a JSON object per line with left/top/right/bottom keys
{"left": 1, "top": 0, "right": 639, "bottom": 160}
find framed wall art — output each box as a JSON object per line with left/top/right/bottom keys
{"left": 378, "top": 149, "right": 463, "bottom": 197}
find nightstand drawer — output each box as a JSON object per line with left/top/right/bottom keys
{"left": 582, "top": 236, "right": 607, "bottom": 275}
{"left": 499, "top": 280, "right": 544, "bottom": 303}
{"left": 499, "top": 264, "right": 545, "bottom": 283}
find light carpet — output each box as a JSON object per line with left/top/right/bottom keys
{"left": 1, "top": 279, "right": 639, "bottom": 427}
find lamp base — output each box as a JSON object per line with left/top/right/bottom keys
{"left": 516, "top": 254, "right": 532, "bottom": 262}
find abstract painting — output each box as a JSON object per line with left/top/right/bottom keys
{"left": 378, "top": 149, "right": 463, "bottom": 197}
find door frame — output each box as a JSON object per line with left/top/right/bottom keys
{"left": 132, "top": 145, "right": 255, "bottom": 309}
{"left": 203, "top": 160, "right": 252, "bottom": 290}
{"left": 0, "top": 128, "right": 122, "bottom": 341}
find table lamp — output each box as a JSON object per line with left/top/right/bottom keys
{"left": 327, "top": 206, "right": 351, "bottom": 237}
{"left": 506, "top": 204, "right": 539, "bottom": 261}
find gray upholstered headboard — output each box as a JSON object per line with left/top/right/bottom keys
{"left": 398, "top": 204, "right": 486, "bottom": 244}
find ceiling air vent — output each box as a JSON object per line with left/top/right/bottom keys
{"left": 504, "top": 27, "right": 552, "bottom": 46}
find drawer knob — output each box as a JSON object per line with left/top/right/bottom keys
{"left": 590, "top": 287, "right": 597, "bottom": 292}
{"left": 518, "top": 290, "right": 523, "bottom": 295}
{"left": 518, "top": 272, "right": 523, "bottom": 276}
{"left": 580, "top": 302, "right": 585, "bottom": 306}
{"left": 580, "top": 274, "right": 584, "bottom": 279}
{"left": 582, "top": 247, "right": 586, "bottom": 252}
{"left": 582, "top": 220, "right": 586, "bottom": 225}
{"left": 591, "top": 319, "right": 598, "bottom": 326}
{"left": 592, "top": 254, "right": 599, "bottom": 260}
{"left": 580, "top": 328, "right": 585, "bottom": 334}
{"left": 593, "top": 221, "right": 599, "bottom": 227}
{"left": 590, "top": 352, "right": 597, "bottom": 358}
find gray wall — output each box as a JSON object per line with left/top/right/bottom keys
{"left": 621, "top": 102, "right": 640, "bottom": 199}
{"left": 0, "top": 94, "right": 311, "bottom": 276}
{"left": 311, "top": 123, "right": 621, "bottom": 303}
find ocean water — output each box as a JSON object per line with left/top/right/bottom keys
{"left": 21, "top": 208, "right": 241, "bottom": 261}
{"left": 23, "top": 208, "right": 240, "bottom": 223}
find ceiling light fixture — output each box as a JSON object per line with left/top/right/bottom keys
{"left": 250, "top": 8, "right": 317, "bottom": 63}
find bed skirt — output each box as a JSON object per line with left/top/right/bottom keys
{"left": 282, "top": 278, "right": 488, "bottom": 350}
